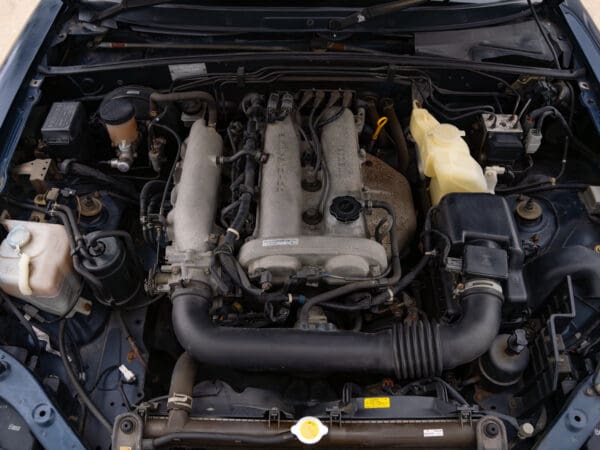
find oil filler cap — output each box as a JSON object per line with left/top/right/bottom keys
{"left": 291, "top": 416, "right": 328, "bottom": 445}
{"left": 330, "top": 196, "right": 362, "bottom": 223}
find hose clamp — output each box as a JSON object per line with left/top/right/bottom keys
{"left": 386, "top": 288, "right": 395, "bottom": 303}
{"left": 462, "top": 279, "right": 503, "bottom": 296}
{"left": 167, "top": 393, "right": 193, "bottom": 412}
{"left": 226, "top": 228, "right": 240, "bottom": 240}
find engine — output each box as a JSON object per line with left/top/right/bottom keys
{"left": 4, "top": 71, "right": 600, "bottom": 450}
{"left": 148, "top": 90, "right": 517, "bottom": 381}
{"left": 161, "top": 92, "right": 415, "bottom": 298}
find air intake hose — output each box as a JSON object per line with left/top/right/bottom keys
{"left": 524, "top": 246, "right": 600, "bottom": 310}
{"left": 171, "top": 281, "right": 502, "bottom": 378}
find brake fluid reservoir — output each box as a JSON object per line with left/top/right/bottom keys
{"left": 0, "top": 220, "right": 82, "bottom": 316}
{"left": 410, "top": 102, "right": 487, "bottom": 204}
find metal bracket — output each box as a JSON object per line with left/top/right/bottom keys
{"left": 0, "top": 349, "right": 85, "bottom": 449}
{"left": 458, "top": 405, "right": 474, "bottom": 427}
{"left": 477, "top": 416, "right": 508, "bottom": 450}
{"left": 327, "top": 406, "right": 343, "bottom": 428}
{"left": 112, "top": 413, "right": 144, "bottom": 450}
{"left": 267, "top": 408, "right": 281, "bottom": 428}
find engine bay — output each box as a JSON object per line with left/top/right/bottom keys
{"left": 2, "top": 4, "right": 600, "bottom": 448}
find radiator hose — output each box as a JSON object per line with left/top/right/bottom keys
{"left": 171, "top": 280, "right": 502, "bottom": 378}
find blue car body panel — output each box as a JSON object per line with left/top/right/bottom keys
{"left": 0, "top": 0, "right": 62, "bottom": 190}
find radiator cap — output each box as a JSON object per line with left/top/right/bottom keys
{"left": 291, "top": 416, "right": 328, "bottom": 445}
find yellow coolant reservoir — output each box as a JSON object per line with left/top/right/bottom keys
{"left": 410, "top": 102, "right": 487, "bottom": 204}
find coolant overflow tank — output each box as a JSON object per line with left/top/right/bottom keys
{"left": 410, "top": 102, "right": 487, "bottom": 204}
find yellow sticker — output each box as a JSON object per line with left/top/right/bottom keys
{"left": 363, "top": 397, "right": 391, "bottom": 409}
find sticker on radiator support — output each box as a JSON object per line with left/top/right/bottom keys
{"left": 168, "top": 63, "right": 207, "bottom": 81}
{"left": 423, "top": 429, "right": 444, "bottom": 438}
{"left": 363, "top": 397, "right": 390, "bottom": 409}
{"left": 262, "top": 238, "right": 299, "bottom": 247}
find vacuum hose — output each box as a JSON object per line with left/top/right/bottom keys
{"left": 171, "top": 281, "right": 502, "bottom": 378}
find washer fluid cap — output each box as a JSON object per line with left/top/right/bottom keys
{"left": 291, "top": 416, "right": 328, "bottom": 445}
{"left": 7, "top": 225, "right": 31, "bottom": 253}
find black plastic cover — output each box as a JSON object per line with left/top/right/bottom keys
{"left": 434, "top": 193, "right": 526, "bottom": 306}
{"left": 463, "top": 245, "right": 508, "bottom": 280}
{"left": 41, "top": 102, "right": 89, "bottom": 159}
{"left": 41, "top": 102, "right": 85, "bottom": 145}
{"left": 485, "top": 133, "right": 524, "bottom": 165}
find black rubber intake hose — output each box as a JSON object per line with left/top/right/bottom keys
{"left": 439, "top": 282, "right": 503, "bottom": 369}
{"left": 524, "top": 246, "right": 600, "bottom": 310}
{"left": 172, "top": 283, "right": 502, "bottom": 378}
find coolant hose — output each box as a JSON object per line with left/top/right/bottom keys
{"left": 381, "top": 98, "right": 409, "bottom": 173}
{"left": 167, "top": 352, "right": 197, "bottom": 431}
{"left": 140, "top": 180, "right": 167, "bottom": 218}
{"left": 60, "top": 161, "right": 138, "bottom": 199}
{"left": 150, "top": 91, "right": 217, "bottom": 127}
{"left": 171, "top": 282, "right": 502, "bottom": 378}
{"left": 298, "top": 200, "right": 402, "bottom": 325}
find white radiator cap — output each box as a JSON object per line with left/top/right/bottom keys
{"left": 291, "top": 416, "right": 328, "bottom": 445}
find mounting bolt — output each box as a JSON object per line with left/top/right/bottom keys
{"left": 120, "top": 418, "right": 135, "bottom": 434}
{"left": 484, "top": 422, "right": 499, "bottom": 438}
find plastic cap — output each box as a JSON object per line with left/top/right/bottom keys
{"left": 99, "top": 98, "right": 135, "bottom": 125}
{"left": 518, "top": 422, "right": 535, "bottom": 439}
{"left": 507, "top": 329, "right": 528, "bottom": 354}
{"left": 429, "top": 123, "right": 465, "bottom": 146}
{"left": 291, "top": 416, "right": 328, "bottom": 445}
{"left": 7, "top": 226, "right": 31, "bottom": 252}
{"left": 329, "top": 196, "right": 362, "bottom": 223}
